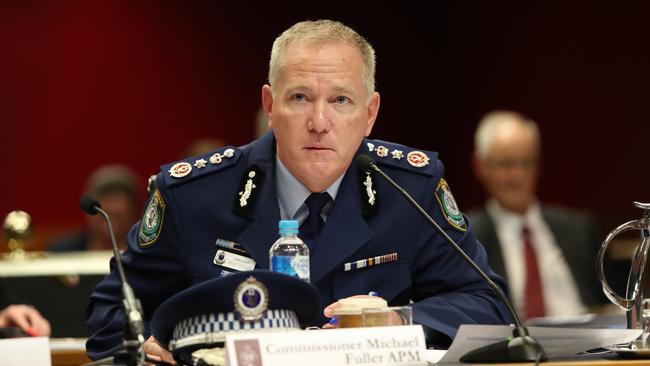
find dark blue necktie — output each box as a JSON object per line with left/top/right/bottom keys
{"left": 300, "top": 192, "right": 331, "bottom": 250}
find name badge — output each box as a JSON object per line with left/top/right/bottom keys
{"left": 213, "top": 249, "right": 256, "bottom": 272}
{"left": 226, "top": 325, "right": 427, "bottom": 366}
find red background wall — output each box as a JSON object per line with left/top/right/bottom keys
{"left": 1, "top": 1, "right": 648, "bottom": 248}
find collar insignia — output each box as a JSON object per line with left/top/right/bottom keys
{"left": 363, "top": 173, "right": 377, "bottom": 206}
{"left": 233, "top": 165, "right": 265, "bottom": 217}
{"left": 356, "top": 158, "right": 379, "bottom": 217}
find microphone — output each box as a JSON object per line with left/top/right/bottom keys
{"left": 80, "top": 196, "right": 147, "bottom": 366}
{"left": 356, "top": 155, "right": 546, "bottom": 363}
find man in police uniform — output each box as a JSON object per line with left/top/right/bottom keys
{"left": 86, "top": 20, "right": 511, "bottom": 362}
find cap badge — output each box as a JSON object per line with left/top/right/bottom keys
{"left": 407, "top": 151, "right": 430, "bottom": 168}
{"left": 367, "top": 142, "right": 375, "bottom": 152}
{"left": 169, "top": 162, "right": 192, "bottom": 178}
{"left": 391, "top": 149, "right": 404, "bottom": 160}
{"left": 234, "top": 276, "right": 268, "bottom": 321}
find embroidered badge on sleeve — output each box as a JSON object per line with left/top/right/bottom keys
{"left": 435, "top": 178, "right": 467, "bottom": 232}
{"left": 139, "top": 189, "right": 166, "bottom": 247}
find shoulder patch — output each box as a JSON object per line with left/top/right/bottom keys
{"left": 161, "top": 146, "right": 241, "bottom": 188}
{"left": 435, "top": 178, "right": 466, "bottom": 232}
{"left": 364, "top": 139, "right": 438, "bottom": 176}
{"left": 139, "top": 189, "right": 166, "bottom": 247}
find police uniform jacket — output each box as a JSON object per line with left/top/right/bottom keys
{"left": 86, "top": 132, "right": 511, "bottom": 360}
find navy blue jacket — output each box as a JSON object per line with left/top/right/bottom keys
{"left": 86, "top": 132, "right": 511, "bottom": 359}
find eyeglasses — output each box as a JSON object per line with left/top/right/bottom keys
{"left": 486, "top": 158, "right": 538, "bottom": 171}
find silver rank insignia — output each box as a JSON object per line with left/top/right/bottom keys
{"left": 376, "top": 145, "right": 389, "bottom": 157}
{"left": 234, "top": 276, "right": 268, "bottom": 321}
{"left": 435, "top": 178, "right": 466, "bottom": 232}
{"left": 193, "top": 159, "right": 207, "bottom": 169}
{"left": 168, "top": 162, "right": 192, "bottom": 178}
{"left": 363, "top": 173, "right": 377, "bottom": 206}
{"left": 138, "top": 190, "right": 166, "bottom": 247}
{"left": 407, "top": 151, "right": 430, "bottom": 168}
{"left": 209, "top": 153, "right": 223, "bottom": 165}
{"left": 210, "top": 148, "right": 235, "bottom": 165}
{"left": 391, "top": 149, "right": 404, "bottom": 160}
{"left": 367, "top": 142, "right": 375, "bottom": 152}
{"left": 239, "top": 171, "right": 257, "bottom": 207}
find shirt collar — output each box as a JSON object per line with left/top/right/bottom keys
{"left": 275, "top": 155, "right": 344, "bottom": 220}
{"left": 486, "top": 198, "right": 542, "bottom": 229}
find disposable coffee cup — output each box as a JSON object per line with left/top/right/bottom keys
{"left": 333, "top": 297, "right": 388, "bottom": 328}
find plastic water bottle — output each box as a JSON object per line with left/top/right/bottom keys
{"left": 269, "top": 220, "right": 310, "bottom": 282}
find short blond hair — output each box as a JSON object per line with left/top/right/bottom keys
{"left": 268, "top": 19, "right": 376, "bottom": 99}
{"left": 474, "top": 111, "right": 540, "bottom": 160}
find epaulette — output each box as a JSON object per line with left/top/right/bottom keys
{"left": 363, "top": 139, "right": 438, "bottom": 176}
{"left": 161, "top": 146, "right": 242, "bottom": 188}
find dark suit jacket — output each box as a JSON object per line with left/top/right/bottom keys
{"left": 467, "top": 205, "right": 608, "bottom": 308}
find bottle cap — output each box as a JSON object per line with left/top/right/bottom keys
{"left": 278, "top": 220, "right": 299, "bottom": 229}
{"left": 278, "top": 220, "right": 299, "bottom": 235}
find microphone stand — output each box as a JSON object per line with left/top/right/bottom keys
{"left": 90, "top": 204, "right": 147, "bottom": 366}
{"left": 366, "top": 159, "right": 547, "bottom": 363}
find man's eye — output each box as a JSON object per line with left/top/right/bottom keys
{"left": 292, "top": 94, "right": 306, "bottom": 102}
{"left": 335, "top": 96, "right": 349, "bottom": 104}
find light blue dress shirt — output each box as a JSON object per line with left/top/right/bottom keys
{"left": 275, "top": 155, "right": 343, "bottom": 224}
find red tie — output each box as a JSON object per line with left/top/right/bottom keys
{"left": 522, "top": 225, "right": 545, "bottom": 318}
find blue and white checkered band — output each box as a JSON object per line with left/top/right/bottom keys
{"left": 169, "top": 309, "right": 300, "bottom": 351}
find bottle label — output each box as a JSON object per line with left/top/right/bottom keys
{"left": 271, "top": 255, "right": 310, "bottom": 282}
{"left": 291, "top": 256, "right": 310, "bottom": 280}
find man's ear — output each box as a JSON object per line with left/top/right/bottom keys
{"left": 472, "top": 152, "right": 486, "bottom": 183}
{"left": 261, "top": 85, "right": 274, "bottom": 128}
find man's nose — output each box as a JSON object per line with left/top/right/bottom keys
{"left": 307, "top": 101, "right": 331, "bottom": 133}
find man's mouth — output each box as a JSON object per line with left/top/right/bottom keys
{"left": 304, "top": 144, "right": 333, "bottom": 151}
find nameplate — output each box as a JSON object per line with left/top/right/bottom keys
{"left": 225, "top": 325, "right": 427, "bottom": 366}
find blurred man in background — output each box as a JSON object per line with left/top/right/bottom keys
{"left": 48, "top": 164, "right": 140, "bottom": 251}
{"left": 468, "top": 110, "right": 607, "bottom": 320}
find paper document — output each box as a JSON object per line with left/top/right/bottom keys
{"left": 49, "top": 337, "right": 87, "bottom": 351}
{"left": 439, "top": 324, "right": 642, "bottom": 363}
{"left": 0, "top": 336, "right": 51, "bottom": 366}
{"left": 424, "top": 349, "right": 446, "bottom": 364}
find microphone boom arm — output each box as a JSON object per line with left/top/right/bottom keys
{"left": 365, "top": 159, "right": 546, "bottom": 363}
{"left": 369, "top": 164, "right": 523, "bottom": 327}
{"left": 92, "top": 204, "right": 146, "bottom": 365}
